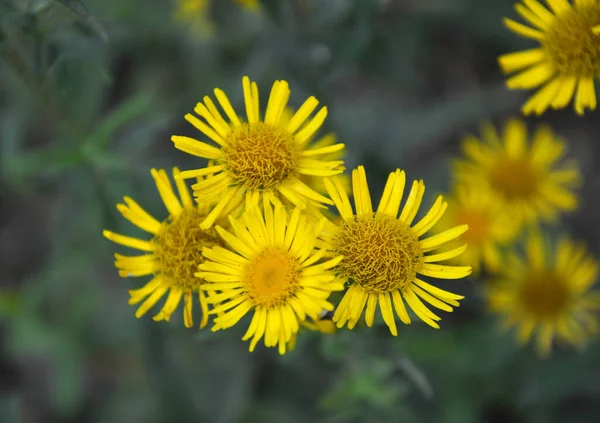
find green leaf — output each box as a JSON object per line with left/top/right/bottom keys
{"left": 84, "top": 92, "right": 155, "bottom": 150}
{"left": 8, "top": 145, "right": 83, "bottom": 178}
{"left": 51, "top": 0, "right": 108, "bottom": 42}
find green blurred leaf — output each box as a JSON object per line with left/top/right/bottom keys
{"left": 8, "top": 145, "right": 83, "bottom": 177}
{"left": 52, "top": 0, "right": 108, "bottom": 41}
{"left": 84, "top": 92, "right": 155, "bottom": 150}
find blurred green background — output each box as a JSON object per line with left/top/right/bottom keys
{"left": 1, "top": 0, "right": 600, "bottom": 422}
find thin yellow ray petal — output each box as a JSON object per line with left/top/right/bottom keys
{"left": 171, "top": 136, "right": 223, "bottom": 159}
{"left": 200, "top": 187, "right": 240, "bottom": 229}
{"left": 288, "top": 97, "right": 319, "bottom": 133}
{"left": 151, "top": 169, "right": 183, "bottom": 217}
{"left": 506, "top": 61, "right": 554, "bottom": 89}
{"left": 128, "top": 276, "right": 163, "bottom": 304}
{"left": 153, "top": 288, "right": 183, "bottom": 322}
{"left": 419, "top": 225, "right": 469, "bottom": 252}
{"left": 411, "top": 285, "right": 454, "bottom": 312}
{"left": 403, "top": 288, "right": 440, "bottom": 329}
{"left": 103, "top": 230, "right": 153, "bottom": 252}
{"left": 172, "top": 168, "right": 193, "bottom": 208}
{"left": 522, "top": 77, "right": 562, "bottom": 115}
{"left": 365, "top": 294, "right": 378, "bottom": 327}
{"left": 546, "top": 0, "right": 571, "bottom": 15}
{"left": 391, "top": 289, "right": 411, "bottom": 324}
{"left": 419, "top": 263, "right": 472, "bottom": 279}
{"left": 515, "top": 3, "right": 548, "bottom": 29}
{"left": 178, "top": 166, "right": 225, "bottom": 180}
{"left": 295, "top": 107, "right": 328, "bottom": 145}
{"left": 184, "top": 113, "right": 227, "bottom": 146}
{"left": 412, "top": 196, "right": 446, "bottom": 237}
{"left": 523, "top": 0, "right": 555, "bottom": 23}
{"left": 301, "top": 143, "right": 345, "bottom": 157}
{"left": 243, "top": 76, "right": 257, "bottom": 124}
{"left": 503, "top": 18, "right": 545, "bottom": 40}
{"left": 423, "top": 244, "right": 468, "bottom": 263}
{"left": 551, "top": 76, "right": 578, "bottom": 109}
{"left": 324, "top": 177, "right": 354, "bottom": 220}
{"left": 198, "top": 290, "right": 209, "bottom": 329}
{"left": 214, "top": 87, "right": 241, "bottom": 126}
{"left": 135, "top": 285, "right": 168, "bottom": 318}
{"left": 195, "top": 100, "right": 230, "bottom": 138}
{"left": 399, "top": 180, "right": 425, "bottom": 225}
{"left": 352, "top": 166, "right": 372, "bottom": 216}
{"left": 379, "top": 293, "right": 398, "bottom": 336}
{"left": 498, "top": 49, "right": 546, "bottom": 73}
{"left": 504, "top": 118, "right": 527, "bottom": 158}
{"left": 183, "top": 292, "right": 194, "bottom": 327}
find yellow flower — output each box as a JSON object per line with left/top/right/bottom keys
{"left": 499, "top": 0, "right": 600, "bottom": 115}
{"left": 437, "top": 183, "right": 521, "bottom": 275}
{"left": 103, "top": 168, "right": 228, "bottom": 328}
{"left": 196, "top": 200, "right": 344, "bottom": 354}
{"left": 487, "top": 232, "right": 600, "bottom": 356}
{"left": 172, "top": 76, "right": 345, "bottom": 229}
{"left": 324, "top": 166, "right": 471, "bottom": 334}
{"left": 454, "top": 118, "right": 580, "bottom": 226}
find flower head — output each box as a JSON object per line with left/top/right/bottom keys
{"left": 454, "top": 118, "right": 580, "bottom": 226}
{"left": 499, "top": 0, "right": 600, "bottom": 115}
{"left": 172, "top": 76, "right": 345, "bottom": 229}
{"left": 487, "top": 232, "right": 600, "bottom": 356}
{"left": 103, "top": 168, "right": 225, "bottom": 327}
{"left": 437, "top": 183, "right": 521, "bottom": 275}
{"left": 324, "top": 166, "right": 471, "bottom": 335}
{"left": 196, "top": 199, "right": 343, "bottom": 354}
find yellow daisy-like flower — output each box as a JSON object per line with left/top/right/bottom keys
{"left": 103, "top": 168, "right": 226, "bottom": 328}
{"left": 499, "top": 0, "right": 600, "bottom": 115}
{"left": 487, "top": 232, "right": 600, "bottom": 356}
{"left": 172, "top": 76, "right": 345, "bottom": 229}
{"left": 324, "top": 166, "right": 472, "bottom": 334}
{"left": 437, "top": 183, "right": 521, "bottom": 275}
{"left": 196, "top": 200, "right": 344, "bottom": 354}
{"left": 454, "top": 118, "right": 580, "bottom": 225}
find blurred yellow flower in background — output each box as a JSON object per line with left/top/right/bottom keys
{"left": 172, "top": 76, "right": 345, "bottom": 229}
{"left": 499, "top": 0, "right": 600, "bottom": 115}
{"left": 324, "top": 166, "right": 471, "bottom": 334}
{"left": 173, "top": 0, "right": 260, "bottom": 37}
{"left": 437, "top": 183, "right": 520, "bottom": 275}
{"left": 487, "top": 232, "right": 600, "bottom": 356}
{"left": 454, "top": 118, "right": 580, "bottom": 226}
{"left": 103, "top": 168, "right": 226, "bottom": 328}
{"left": 196, "top": 200, "right": 343, "bottom": 354}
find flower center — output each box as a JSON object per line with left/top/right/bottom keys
{"left": 223, "top": 122, "right": 300, "bottom": 190}
{"left": 154, "top": 209, "right": 222, "bottom": 290}
{"left": 333, "top": 214, "right": 423, "bottom": 293}
{"left": 520, "top": 272, "right": 570, "bottom": 319}
{"left": 244, "top": 248, "right": 300, "bottom": 307}
{"left": 455, "top": 210, "right": 489, "bottom": 244}
{"left": 543, "top": 5, "right": 600, "bottom": 77}
{"left": 488, "top": 158, "right": 538, "bottom": 200}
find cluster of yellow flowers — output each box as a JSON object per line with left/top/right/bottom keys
{"left": 104, "top": 0, "right": 600, "bottom": 356}
{"left": 456, "top": 0, "right": 600, "bottom": 356}
{"left": 104, "top": 76, "right": 472, "bottom": 354}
